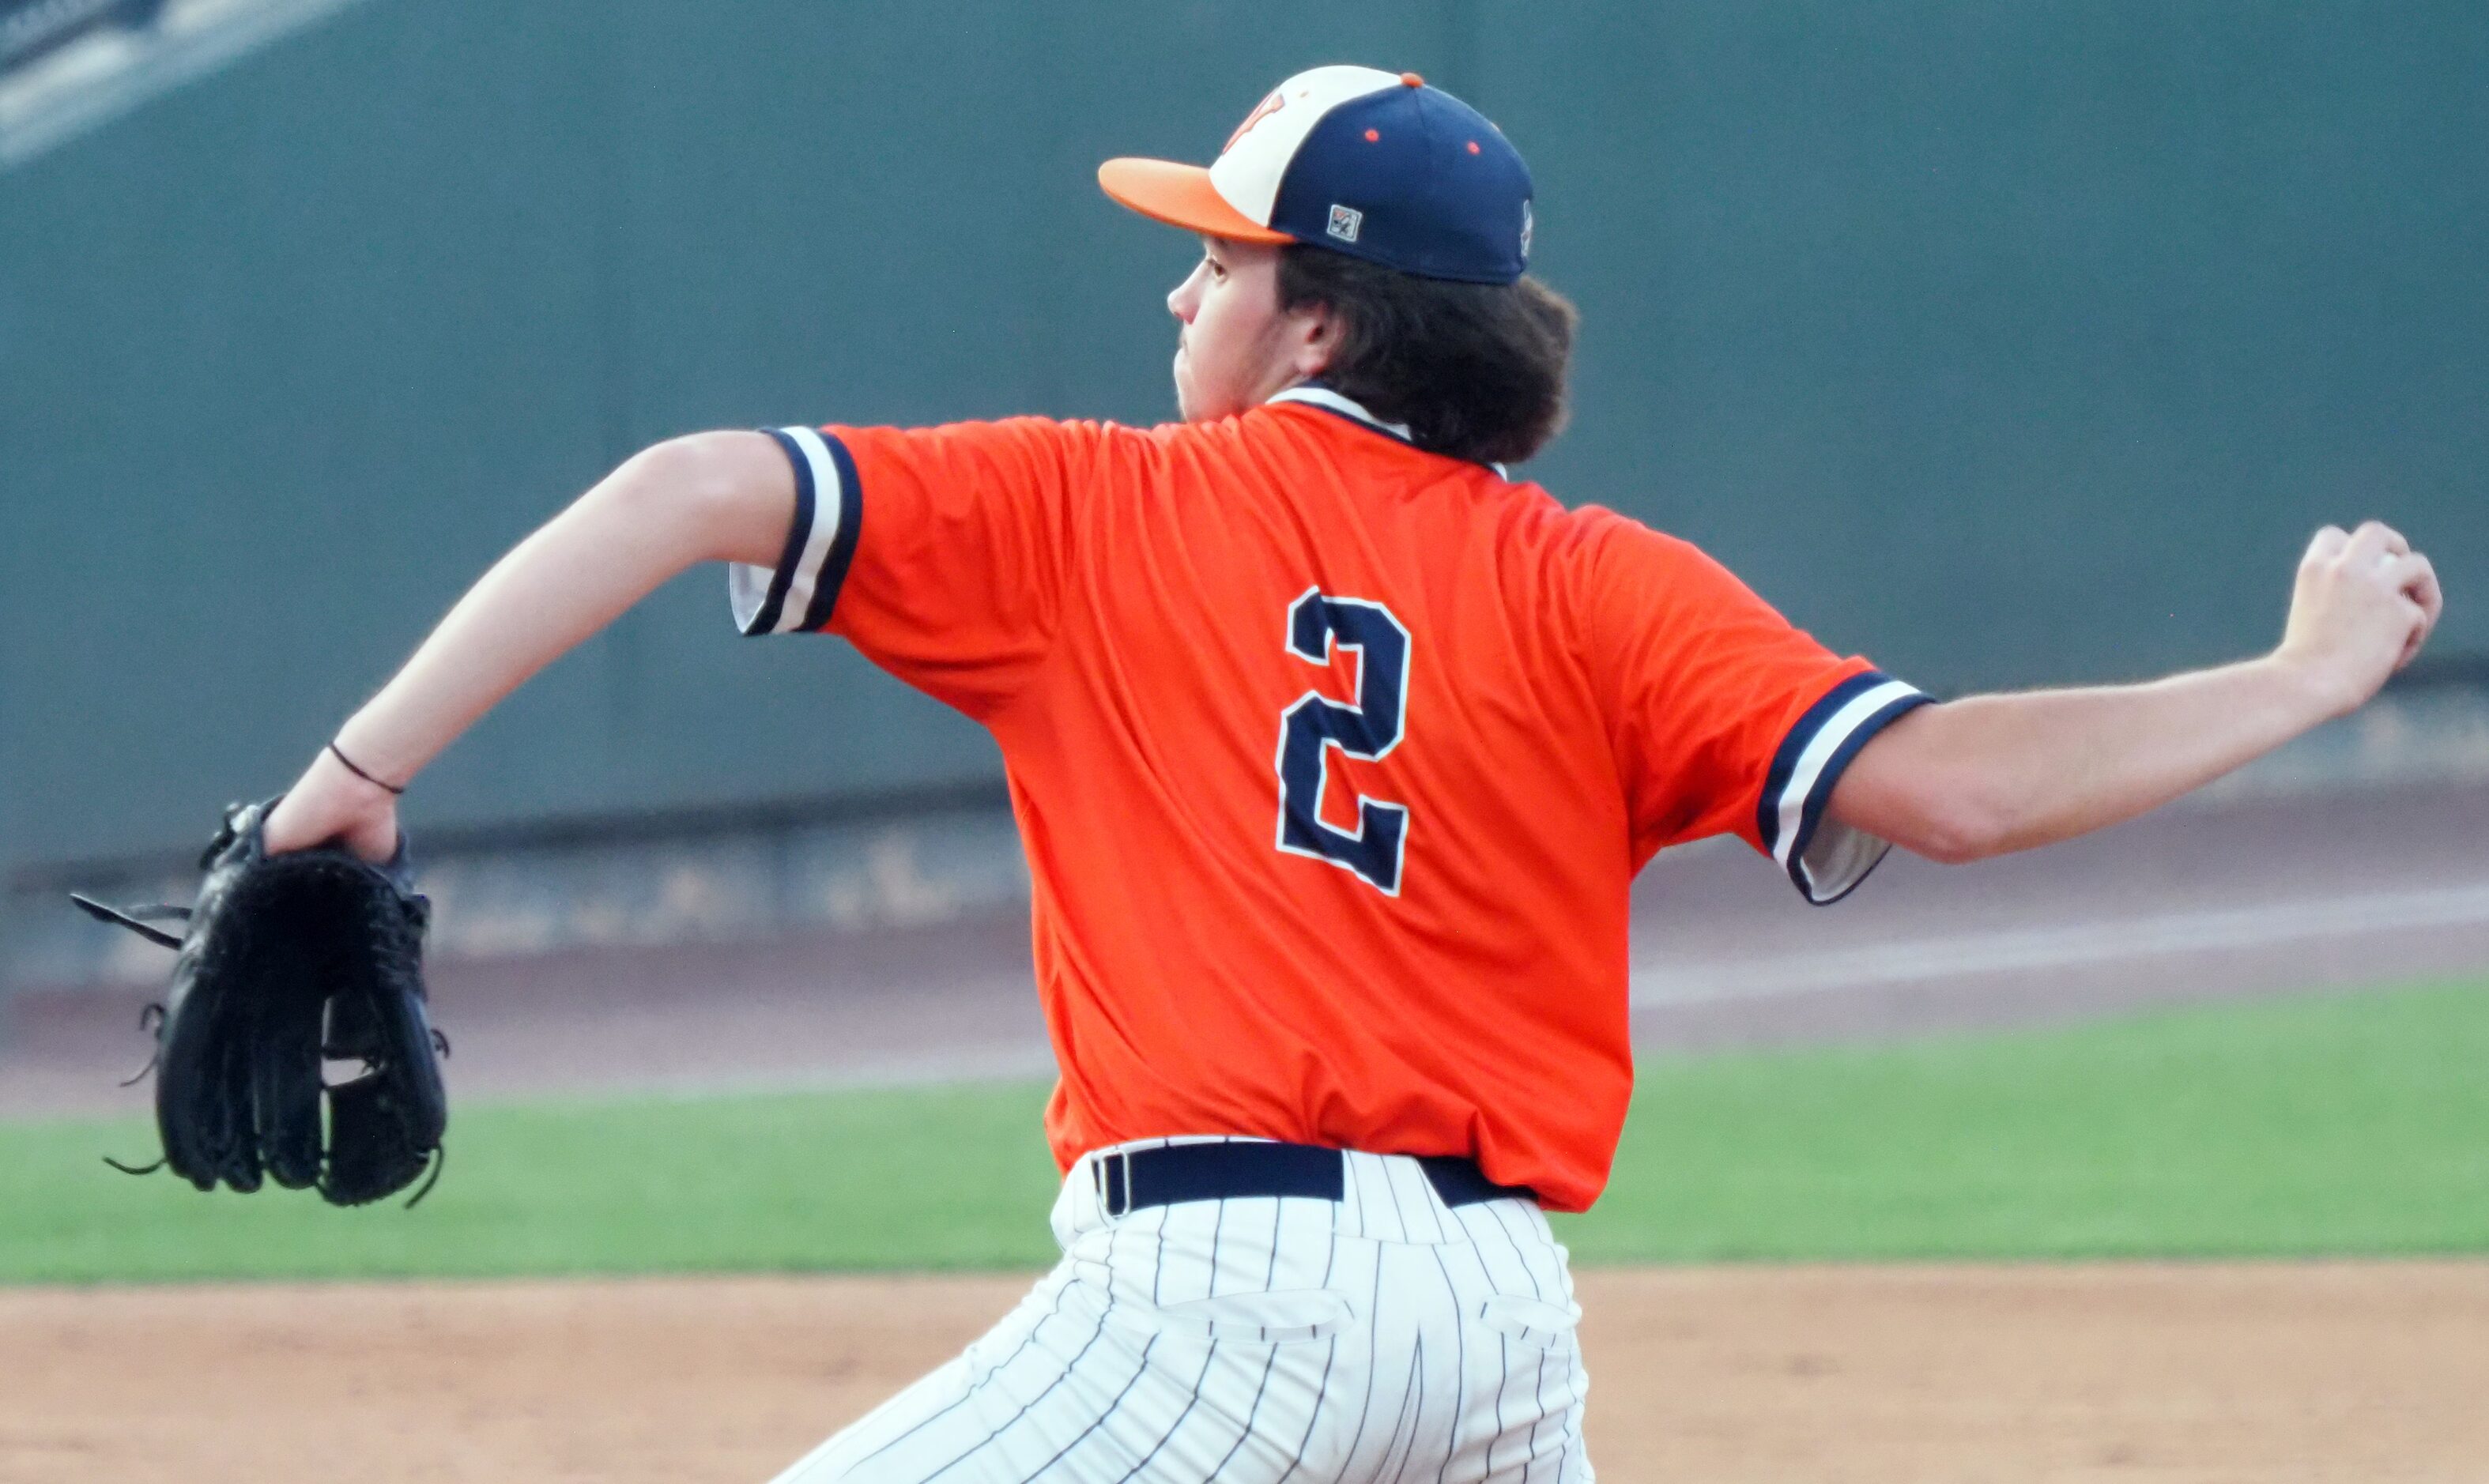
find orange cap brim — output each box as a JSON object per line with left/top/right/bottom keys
{"left": 1097, "top": 157, "right": 1292, "bottom": 244}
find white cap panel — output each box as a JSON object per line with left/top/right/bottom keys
{"left": 1209, "top": 65, "right": 1401, "bottom": 227}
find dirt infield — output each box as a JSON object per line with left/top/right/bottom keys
{"left": 6, "top": 1264, "right": 2484, "bottom": 1482}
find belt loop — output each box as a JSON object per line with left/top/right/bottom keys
{"left": 1096, "top": 1151, "right": 1130, "bottom": 1218}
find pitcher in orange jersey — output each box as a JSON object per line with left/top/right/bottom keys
{"left": 262, "top": 64, "right": 2439, "bottom": 1484}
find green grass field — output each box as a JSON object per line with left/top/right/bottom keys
{"left": 4, "top": 979, "right": 2484, "bottom": 1284}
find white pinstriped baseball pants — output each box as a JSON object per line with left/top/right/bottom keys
{"left": 770, "top": 1136, "right": 1593, "bottom": 1482}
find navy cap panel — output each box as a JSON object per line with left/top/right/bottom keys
{"left": 1269, "top": 90, "right": 1436, "bottom": 274}
{"left": 1409, "top": 88, "right": 1533, "bottom": 282}
{"left": 1269, "top": 85, "right": 1531, "bottom": 284}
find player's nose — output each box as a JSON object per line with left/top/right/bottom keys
{"left": 1167, "top": 266, "right": 1202, "bottom": 322}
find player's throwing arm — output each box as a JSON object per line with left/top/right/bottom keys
{"left": 1825, "top": 520, "right": 2441, "bottom": 861}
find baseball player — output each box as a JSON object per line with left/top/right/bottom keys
{"left": 261, "top": 66, "right": 2441, "bottom": 1482}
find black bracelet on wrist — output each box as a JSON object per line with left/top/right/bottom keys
{"left": 327, "top": 740, "right": 407, "bottom": 797}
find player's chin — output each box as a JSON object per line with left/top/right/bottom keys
{"left": 1171, "top": 352, "right": 1200, "bottom": 421}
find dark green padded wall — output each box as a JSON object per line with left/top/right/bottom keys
{"left": 2, "top": 0, "right": 2481, "bottom": 865}
{"left": 1497, "top": 2, "right": 2487, "bottom": 696}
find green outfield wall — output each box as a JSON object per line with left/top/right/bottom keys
{"left": 2, "top": 0, "right": 2482, "bottom": 867}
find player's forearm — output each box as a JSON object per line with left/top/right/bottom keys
{"left": 1830, "top": 656, "right": 2336, "bottom": 863}
{"left": 334, "top": 432, "right": 791, "bottom": 785}
{"left": 1831, "top": 522, "right": 2439, "bottom": 864}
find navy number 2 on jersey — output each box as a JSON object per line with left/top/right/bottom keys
{"left": 1275, "top": 589, "right": 1411, "bottom": 895}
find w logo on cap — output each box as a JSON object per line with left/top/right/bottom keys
{"left": 1225, "top": 89, "right": 1287, "bottom": 152}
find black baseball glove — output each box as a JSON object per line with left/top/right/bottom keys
{"left": 73, "top": 798, "right": 449, "bottom": 1207}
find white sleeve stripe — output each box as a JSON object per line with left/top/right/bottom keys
{"left": 1771, "top": 679, "right": 1922, "bottom": 868}
{"left": 726, "top": 558, "right": 773, "bottom": 635}
{"left": 767, "top": 427, "right": 846, "bottom": 635}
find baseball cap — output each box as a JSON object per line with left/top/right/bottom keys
{"left": 1099, "top": 65, "right": 1535, "bottom": 286}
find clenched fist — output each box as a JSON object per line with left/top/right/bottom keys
{"left": 2275, "top": 521, "right": 2443, "bottom": 719}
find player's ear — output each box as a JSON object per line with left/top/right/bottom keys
{"left": 1288, "top": 299, "right": 1342, "bottom": 380}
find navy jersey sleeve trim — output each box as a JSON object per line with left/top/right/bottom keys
{"left": 1755, "top": 671, "right": 1933, "bottom": 906}
{"left": 799, "top": 431, "right": 864, "bottom": 632}
{"left": 729, "top": 426, "right": 862, "bottom": 635}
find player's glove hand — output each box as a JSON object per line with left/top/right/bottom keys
{"left": 266, "top": 742, "right": 402, "bottom": 862}
{"left": 73, "top": 798, "right": 450, "bottom": 1207}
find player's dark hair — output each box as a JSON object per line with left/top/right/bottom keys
{"left": 1277, "top": 246, "right": 1578, "bottom": 465}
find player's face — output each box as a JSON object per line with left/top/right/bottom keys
{"left": 1167, "top": 238, "right": 1332, "bottom": 422}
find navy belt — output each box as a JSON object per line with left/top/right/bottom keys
{"left": 1093, "top": 1140, "right": 1537, "bottom": 1217}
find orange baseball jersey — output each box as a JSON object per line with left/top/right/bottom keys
{"left": 731, "top": 387, "right": 1926, "bottom": 1211}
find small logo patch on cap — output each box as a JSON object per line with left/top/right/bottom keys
{"left": 1519, "top": 200, "right": 1533, "bottom": 259}
{"left": 1326, "top": 204, "right": 1364, "bottom": 243}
